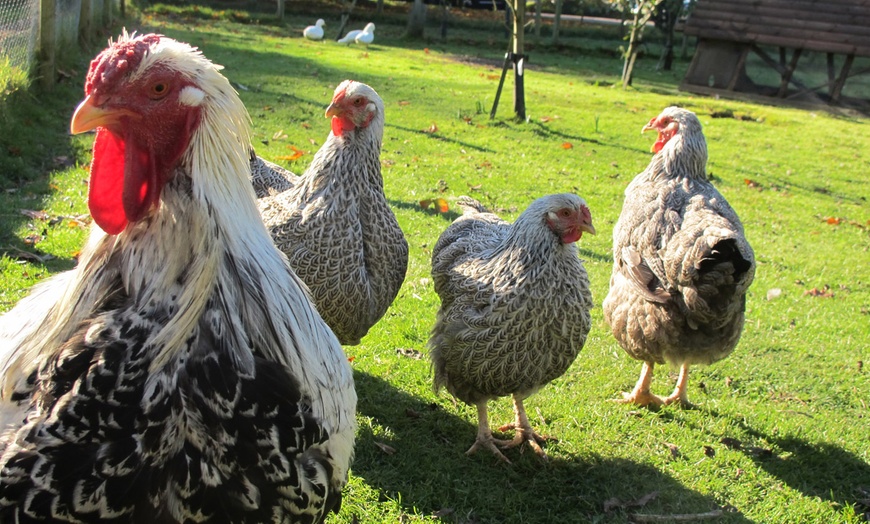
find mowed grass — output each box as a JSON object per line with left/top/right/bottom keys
{"left": 1, "top": 6, "right": 869, "bottom": 523}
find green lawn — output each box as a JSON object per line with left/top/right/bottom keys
{"left": 1, "top": 5, "right": 869, "bottom": 523}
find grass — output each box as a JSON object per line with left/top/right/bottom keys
{"left": 1, "top": 5, "right": 869, "bottom": 523}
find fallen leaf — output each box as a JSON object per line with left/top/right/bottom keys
{"left": 419, "top": 199, "right": 432, "bottom": 210}
{"left": 720, "top": 437, "right": 742, "bottom": 450}
{"left": 7, "top": 146, "right": 21, "bottom": 157}
{"left": 398, "top": 100, "right": 411, "bottom": 106}
{"left": 803, "top": 287, "right": 834, "bottom": 298}
{"left": 405, "top": 408, "right": 421, "bottom": 419}
{"left": 486, "top": 74, "right": 500, "bottom": 80}
{"left": 703, "top": 445, "right": 716, "bottom": 457}
{"left": 825, "top": 216, "right": 843, "bottom": 225}
{"left": 744, "top": 178, "right": 762, "bottom": 189}
{"left": 432, "top": 508, "right": 453, "bottom": 518}
{"left": 665, "top": 442, "right": 680, "bottom": 459}
{"left": 540, "top": 116, "right": 552, "bottom": 122}
{"left": 396, "top": 348, "right": 423, "bottom": 359}
{"left": 23, "top": 234, "right": 42, "bottom": 245}
{"left": 277, "top": 145, "right": 305, "bottom": 161}
{"left": 561, "top": 142, "right": 573, "bottom": 149}
{"left": 424, "top": 123, "right": 439, "bottom": 133}
{"left": 272, "top": 130, "right": 288, "bottom": 140}
{"left": 347, "top": 356, "right": 355, "bottom": 363}
{"left": 374, "top": 441, "right": 396, "bottom": 455}
{"left": 434, "top": 197, "right": 449, "bottom": 213}
{"left": 20, "top": 209, "right": 49, "bottom": 220}
{"left": 423, "top": 48, "right": 430, "bottom": 54}
{"left": 301, "top": 122, "right": 311, "bottom": 129}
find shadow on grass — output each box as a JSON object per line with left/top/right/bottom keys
{"left": 351, "top": 371, "right": 756, "bottom": 524}
{"left": 727, "top": 416, "right": 870, "bottom": 518}
{"left": 389, "top": 198, "right": 462, "bottom": 222}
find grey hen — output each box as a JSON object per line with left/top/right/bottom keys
{"left": 255, "top": 80, "right": 409, "bottom": 345}
{"left": 429, "top": 194, "right": 595, "bottom": 462}
{"left": 603, "top": 106, "right": 756, "bottom": 407}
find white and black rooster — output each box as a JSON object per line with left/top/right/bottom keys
{"left": 0, "top": 32, "right": 356, "bottom": 522}
{"left": 251, "top": 80, "right": 408, "bottom": 346}
{"left": 603, "top": 106, "right": 755, "bottom": 407}
{"left": 429, "top": 195, "right": 595, "bottom": 463}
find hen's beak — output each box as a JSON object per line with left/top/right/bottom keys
{"left": 325, "top": 101, "right": 342, "bottom": 119}
{"left": 70, "top": 95, "right": 139, "bottom": 134}
{"left": 580, "top": 222, "right": 596, "bottom": 236}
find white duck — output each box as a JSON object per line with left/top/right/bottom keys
{"left": 355, "top": 23, "right": 376, "bottom": 46}
{"left": 303, "top": 18, "right": 325, "bottom": 40}
{"left": 338, "top": 22, "right": 375, "bottom": 45}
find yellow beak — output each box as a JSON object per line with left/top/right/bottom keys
{"left": 70, "top": 95, "right": 139, "bottom": 134}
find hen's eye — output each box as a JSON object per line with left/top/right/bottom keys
{"left": 561, "top": 209, "right": 571, "bottom": 217}
{"left": 150, "top": 83, "right": 169, "bottom": 99}
{"left": 353, "top": 98, "right": 364, "bottom": 106}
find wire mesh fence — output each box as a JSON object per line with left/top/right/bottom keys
{"left": 0, "top": 0, "right": 39, "bottom": 83}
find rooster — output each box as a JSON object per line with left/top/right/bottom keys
{"left": 253, "top": 80, "right": 408, "bottom": 346}
{"left": 0, "top": 33, "right": 356, "bottom": 522}
{"left": 603, "top": 106, "right": 755, "bottom": 407}
{"left": 429, "top": 194, "right": 595, "bottom": 463}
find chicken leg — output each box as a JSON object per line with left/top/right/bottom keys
{"left": 616, "top": 361, "right": 664, "bottom": 407}
{"left": 662, "top": 362, "right": 692, "bottom": 407}
{"left": 497, "top": 395, "right": 549, "bottom": 460}
{"left": 466, "top": 401, "right": 514, "bottom": 463}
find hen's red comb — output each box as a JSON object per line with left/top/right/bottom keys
{"left": 85, "top": 34, "right": 162, "bottom": 95}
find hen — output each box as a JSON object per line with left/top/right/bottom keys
{"left": 254, "top": 80, "right": 408, "bottom": 346}
{"left": 603, "top": 106, "right": 755, "bottom": 407}
{"left": 429, "top": 194, "right": 595, "bottom": 463}
{"left": 0, "top": 33, "right": 356, "bottom": 522}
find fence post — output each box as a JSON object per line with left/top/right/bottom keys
{"left": 102, "top": 0, "right": 112, "bottom": 27}
{"left": 80, "top": 0, "right": 92, "bottom": 40}
{"left": 38, "top": 0, "right": 56, "bottom": 89}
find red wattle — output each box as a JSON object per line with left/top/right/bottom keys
{"left": 331, "top": 116, "right": 355, "bottom": 137}
{"left": 88, "top": 129, "right": 129, "bottom": 235}
{"left": 562, "top": 229, "right": 582, "bottom": 244}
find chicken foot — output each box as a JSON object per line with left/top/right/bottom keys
{"left": 466, "top": 401, "right": 515, "bottom": 463}
{"left": 615, "top": 361, "right": 665, "bottom": 407}
{"left": 661, "top": 362, "right": 692, "bottom": 407}
{"left": 496, "top": 396, "right": 550, "bottom": 460}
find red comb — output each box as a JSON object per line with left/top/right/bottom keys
{"left": 85, "top": 34, "right": 162, "bottom": 95}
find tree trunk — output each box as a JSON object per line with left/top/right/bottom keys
{"left": 406, "top": 0, "right": 426, "bottom": 39}
{"left": 275, "top": 0, "right": 284, "bottom": 20}
{"left": 551, "top": 0, "right": 563, "bottom": 43}
{"left": 621, "top": 12, "right": 641, "bottom": 88}
{"left": 512, "top": 0, "right": 526, "bottom": 120}
{"left": 376, "top": 0, "right": 384, "bottom": 16}
{"left": 533, "top": 0, "right": 541, "bottom": 39}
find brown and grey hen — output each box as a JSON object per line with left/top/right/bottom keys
{"left": 254, "top": 80, "right": 409, "bottom": 345}
{"left": 429, "top": 194, "right": 595, "bottom": 463}
{"left": 603, "top": 106, "right": 756, "bottom": 408}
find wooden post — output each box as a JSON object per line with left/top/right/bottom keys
{"left": 38, "top": 0, "right": 56, "bottom": 89}
{"left": 777, "top": 48, "right": 802, "bottom": 98}
{"left": 80, "top": 0, "right": 92, "bottom": 40}
{"left": 512, "top": 0, "right": 526, "bottom": 120}
{"left": 102, "top": 0, "right": 112, "bottom": 28}
{"left": 831, "top": 54, "right": 854, "bottom": 102}
{"left": 551, "top": 0, "right": 563, "bottom": 44}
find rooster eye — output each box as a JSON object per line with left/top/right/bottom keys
{"left": 150, "top": 83, "right": 170, "bottom": 99}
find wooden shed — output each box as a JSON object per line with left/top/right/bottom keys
{"left": 679, "top": 0, "right": 870, "bottom": 114}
